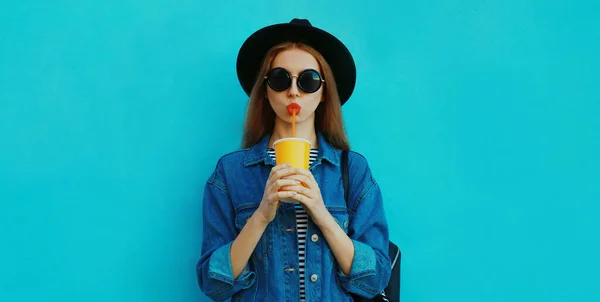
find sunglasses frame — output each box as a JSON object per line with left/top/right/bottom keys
{"left": 264, "top": 67, "right": 325, "bottom": 93}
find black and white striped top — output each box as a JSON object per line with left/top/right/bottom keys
{"left": 267, "top": 147, "right": 318, "bottom": 302}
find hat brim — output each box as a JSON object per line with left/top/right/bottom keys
{"left": 236, "top": 22, "right": 356, "bottom": 106}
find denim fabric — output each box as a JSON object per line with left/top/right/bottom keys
{"left": 196, "top": 132, "right": 391, "bottom": 301}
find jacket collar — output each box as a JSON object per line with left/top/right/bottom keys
{"left": 244, "top": 131, "right": 340, "bottom": 167}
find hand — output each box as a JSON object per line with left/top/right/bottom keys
{"left": 280, "top": 168, "right": 331, "bottom": 227}
{"left": 254, "top": 164, "right": 301, "bottom": 225}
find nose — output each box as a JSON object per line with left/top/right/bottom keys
{"left": 287, "top": 76, "right": 300, "bottom": 98}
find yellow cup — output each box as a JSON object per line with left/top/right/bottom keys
{"left": 273, "top": 137, "right": 312, "bottom": 169}
{"left": 273, "top": 137, "right": 311, "bottom": 203}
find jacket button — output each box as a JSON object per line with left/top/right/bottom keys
{"left": 311, "top": 234, "right": 319, "bottom": 242}
{"left": 310, "top": 274, "right": 318, "bottom": 282}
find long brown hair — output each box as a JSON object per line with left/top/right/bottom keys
{"left": 241, "top": 42, "right": 350, "bottom": 150}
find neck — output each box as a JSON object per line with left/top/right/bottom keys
{"left": 268, "top": 117, "right": 318, "bottom": 148}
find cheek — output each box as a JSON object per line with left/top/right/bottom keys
{"left": 266, "top": 90, "right": 285, "bottom": 105}
{"left": 308, "top": 91, "right": 324, "bottom": 107}
{"left": 266, "top": 89, "right": 275, "bottom": 101}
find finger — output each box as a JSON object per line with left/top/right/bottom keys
{"left": 286, "top": 191, "right": 311, "bottom": 205}
{"left": 269, "top": 164, "right": 292, "bottom": 177}
{"left": 279, "top": 185, "right": 313, "bottom": 198}
{"left": 266, "top": 168, "right": 294, "bottom": 190}
{"left": 272, "top": 190, "right": 297, "bottom": 201}
{"left": 271, "top": 167, "right": 299, "bottom": 181}
{"left": 289, "top": 168, "right": 316, "bottom": 180}
{"left": 281, "top": 174, "right": 315, "bottom": 189}
{"left": 274, "top": 179, "right": 302, "bottom": 191}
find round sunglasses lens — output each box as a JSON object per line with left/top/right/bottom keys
{"left": 267, "top": 68, "right": 290, "bottom": 91}
{"left": 298, "top": 70, "right": 322, "bottom": 93}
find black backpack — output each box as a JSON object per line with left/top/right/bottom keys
{"left": 342, "top": 150, "right": 401, "bottom": 302}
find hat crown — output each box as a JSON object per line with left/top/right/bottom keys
{"left": 289, "top": 18, "right": 312, "bottom": 27}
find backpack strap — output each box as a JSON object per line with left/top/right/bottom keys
{"left": 341, "top": 149, "right": 350, "bottom": 203}
{"left": 390, "top": 242, "right": 400, "bottom": 268}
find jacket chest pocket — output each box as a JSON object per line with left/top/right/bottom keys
{"left": 234, "top": 205, "right": 271, "bottom": 262}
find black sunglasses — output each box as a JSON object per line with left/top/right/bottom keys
{"left": 264, "top": 67, "right": 325, "bottom": 93}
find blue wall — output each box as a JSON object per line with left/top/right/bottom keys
{"left": 1, "top": 0, "right": 599, "bottom": 301}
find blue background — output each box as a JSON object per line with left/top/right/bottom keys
{"left": 1, "top": 0, "right": 599, "bottom": 301}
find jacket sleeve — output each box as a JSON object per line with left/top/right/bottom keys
{"left": 196, "top": 163, "right": 256, "bottom": 301}
{"left": 337, "top": 155, "right": 392, "bottom": 298}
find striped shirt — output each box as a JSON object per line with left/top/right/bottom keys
{"left": 267, "top": 147, "right": 318, "bottom": 302}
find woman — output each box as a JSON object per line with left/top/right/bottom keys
{"left": 196, "top": 18, "right": 391, "bottom": 301}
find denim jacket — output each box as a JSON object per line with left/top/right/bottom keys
{"left": 196, "top": 132, "right": 391, "bottom": 301}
